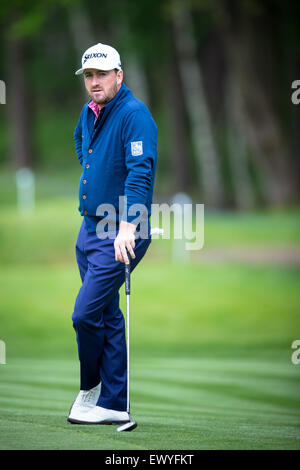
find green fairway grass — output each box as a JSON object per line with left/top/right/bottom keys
{"left": 0, "top": 352, "right": 299, "bottom": 450}
{"left": 0, "top": 260, "right": 299, "bottom": 449}
{"left": 0, "top": 262, "right": 299, "bottom": 356}
{"left": 0, "top": 188, "right": 299, "bottom": 449}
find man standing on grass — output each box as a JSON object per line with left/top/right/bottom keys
{"left": 68, "top": 43, "right": 157, "bottom": 424}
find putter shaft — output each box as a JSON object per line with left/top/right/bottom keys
{"left": 117, "top": 259, "right": 138, "bottom": 432}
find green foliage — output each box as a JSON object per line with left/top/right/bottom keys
{"left": 0, "top": 0, "right": 79, "bottom": 39}
{"left": 1, "top": 0, "right": 299, "bottom": 205}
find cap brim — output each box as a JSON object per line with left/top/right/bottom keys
{"left": 75, "top": 62, "right": 122, "bottom": 76}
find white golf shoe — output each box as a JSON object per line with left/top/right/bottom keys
{"left": 68, "top": 382, "right": 101, "bottom": 423}
{"left": 68, "top": 405, "right": 130, "bottom": 425}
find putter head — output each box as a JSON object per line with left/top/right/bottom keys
{"left": 117, "top": 420, "right": 138, "bottom": 432}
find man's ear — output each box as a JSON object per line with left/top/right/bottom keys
{"left": 117, "top": 70, "right": 123, "bottom": 86}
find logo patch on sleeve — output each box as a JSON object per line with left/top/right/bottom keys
{"left": 131, "top": 141, "right": 143, "bottom": 156}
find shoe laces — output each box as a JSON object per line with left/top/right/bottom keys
{"left": 81, "top": 387, "right": 98, "bottom": 403}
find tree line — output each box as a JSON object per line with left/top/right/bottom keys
{"left": 0, "top": 0, "right": 299, "bottom": 209}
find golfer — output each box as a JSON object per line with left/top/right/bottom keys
{"left": 68, "top": 43, "right": 157, "bottom": 424}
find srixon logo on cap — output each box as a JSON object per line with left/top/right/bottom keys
{"left": 83, "top": 52, "right": 108, "bottom": 64}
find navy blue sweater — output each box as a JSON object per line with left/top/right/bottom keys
{"left": 74, "top": 83, "right": 157, "bottom": 232}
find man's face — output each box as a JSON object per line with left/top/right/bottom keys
{"left": 83, "top": 69, "right": 123, "bottom": 105}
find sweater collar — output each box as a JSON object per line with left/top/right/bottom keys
{"left": 88, "top": 83, "right": 129, "bottom": 143}
{"left": 88, "top": 82, "right": 128, "bottom": 116}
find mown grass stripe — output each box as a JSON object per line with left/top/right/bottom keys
{"left": 1, "top": 356, "right": 299, "bottom": 449}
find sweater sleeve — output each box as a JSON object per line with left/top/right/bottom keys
{"left": 74, "top": 112, "right": 83, "bottom": 166}
{"left": 121, "top": 109, "right": 157, "bottom": 224}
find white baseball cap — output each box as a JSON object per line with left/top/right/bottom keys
{"left": 75, "top": 43, "right": 122, "bottom": 75}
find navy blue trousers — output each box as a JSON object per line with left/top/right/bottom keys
{"left": 72, "top": 220, "right": 151, "bottom": 411}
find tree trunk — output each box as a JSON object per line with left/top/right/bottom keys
{"left": 164, "top": 39, "right": 191, "bottom": 194}
{"left": 68, "top": 2, "right": 95, "bottom": 57}
{"left": 216, "top": 1, "right": 298, "bottom": 206}
{"left": 67, "top": 1, "right": 95, "bottom": 101}
{"left": 171, "top": 6, "right": 225, "bottom": 206}
{"left": 225, "top": 56, "right": 256, "bottom": 209}
{"left": 7, "top": 36, "right": 33, "bottom": 168}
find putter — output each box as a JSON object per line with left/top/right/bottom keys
{"left": 117, "top": 228, "right": 164, "bottom": 432}
{"left": 117, "top": 257, "right": 137, "bottom": 432}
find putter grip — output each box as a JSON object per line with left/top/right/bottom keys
{"left": 125, "top": 262, "right": 130, "bottom": 295}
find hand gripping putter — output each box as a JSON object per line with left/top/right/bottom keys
{"left": 117, "top": 227, "right": 164, "bottom": 432}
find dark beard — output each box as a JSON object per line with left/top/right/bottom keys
{"left": 89, "top": 83, "right": 118, "bottom": 105}
{"left": 93, "top": 96, "right": 109, "bottom": 105}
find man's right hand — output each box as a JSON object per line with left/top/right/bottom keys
{"left": 114, "top": 221, "right": 137, "bottom": 264}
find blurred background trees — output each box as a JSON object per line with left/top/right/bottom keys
{"left": 0, "top": 0, "right": 299, "bottom": 209}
